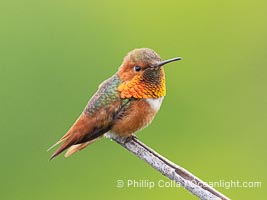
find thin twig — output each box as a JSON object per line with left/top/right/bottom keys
{"left": 110, "top": 135, "right": 230, "bottom": 200}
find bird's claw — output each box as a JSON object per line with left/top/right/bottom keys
{"left": 123, "top": 134, "right": 138, "bottom": 144}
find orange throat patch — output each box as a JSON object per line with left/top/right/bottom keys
{"left": 118, "top": 72, "right": 166, "bottom": 99}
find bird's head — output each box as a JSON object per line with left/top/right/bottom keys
{"left": 117, "top": 48, "right": 181, "bottom": 99}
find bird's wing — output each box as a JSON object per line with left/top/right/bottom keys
{"left": 49, "top": 74, "right": 131, "bottom": 159}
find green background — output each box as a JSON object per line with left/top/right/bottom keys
{"left": 1, "top": 0, "right": 266, "bottom": 199}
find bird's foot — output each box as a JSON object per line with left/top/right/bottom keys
{"left": 123, "top": 134, "right": 138, "bottom": 144}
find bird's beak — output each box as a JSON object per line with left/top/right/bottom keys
{"left": 154, "top": 57, "right": 182, "bottom": 67}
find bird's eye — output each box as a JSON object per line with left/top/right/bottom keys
{"left": 134, "top": 66, "right": 141, "bottom": 72}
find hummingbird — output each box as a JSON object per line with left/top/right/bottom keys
{"left": 49, "top": 48, "right": 181, "bottom": 160}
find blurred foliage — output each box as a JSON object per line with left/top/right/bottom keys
{"left": 0, "top": 0, "right": 266, "bottom": 199}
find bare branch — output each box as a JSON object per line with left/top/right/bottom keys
{"left": 110, "top": 135, "right": 230, "bottom": 200}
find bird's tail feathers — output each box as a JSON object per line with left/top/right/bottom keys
{"left": 47, "top": 139, "right": 65, "bottom": 152}
{"left": 64, "top": 140, "right": 96, "bottom": 158}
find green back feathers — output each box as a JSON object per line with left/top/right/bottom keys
{"left": 85, "top": 74, "right": 130, "bottom": 116}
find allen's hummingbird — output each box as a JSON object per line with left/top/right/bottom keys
{"left": 49, "top": 48, "right": 181, "bottom": 159}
